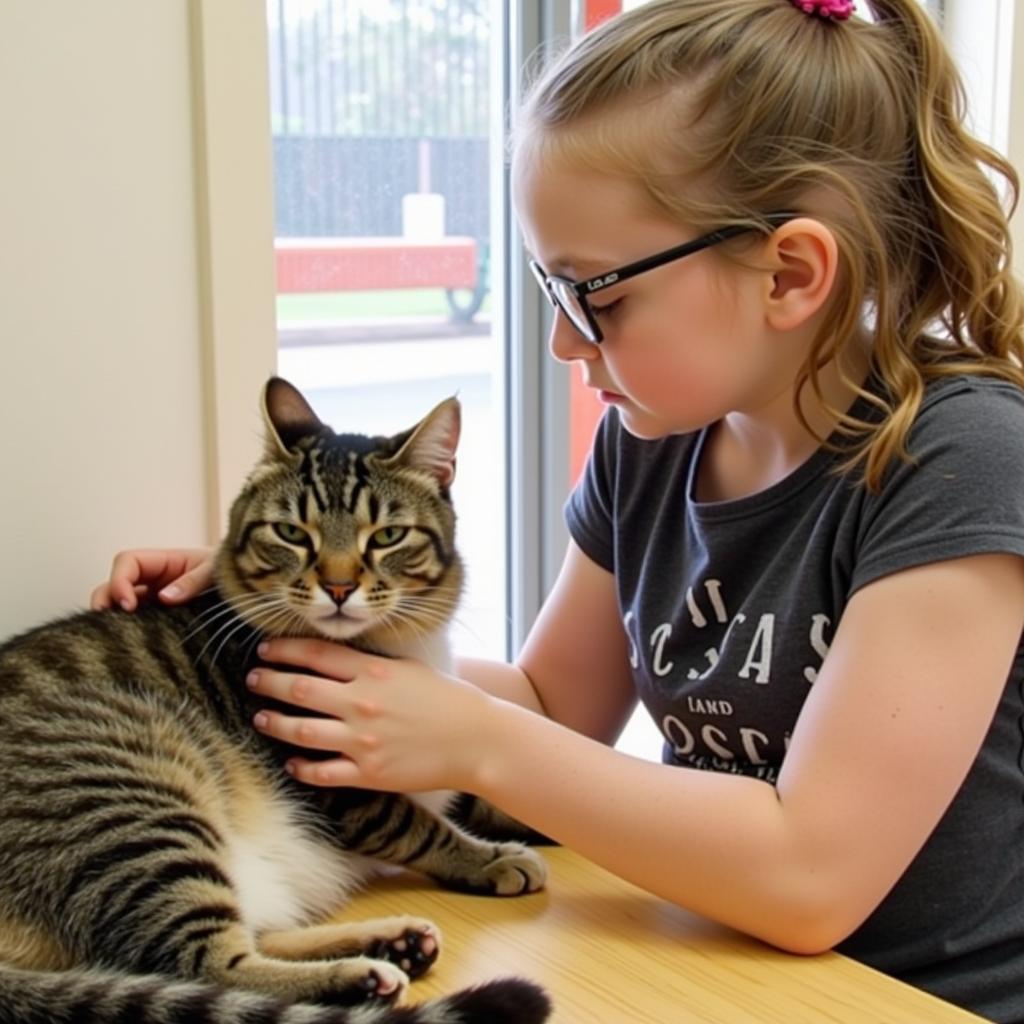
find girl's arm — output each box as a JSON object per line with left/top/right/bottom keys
{"left": 457, "top": 542, "right": 638, "bottom": 738}
{"left": 250, "top": 541, "right": 1024, "bottom": 953}
{"left": 464, "top": 544, "right": 1024, "bottom": 953}
{"left": 453, "top": 657, "right": 548, "bottom": 716}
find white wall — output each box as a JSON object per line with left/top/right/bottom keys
{"left": 0, "top": 1, "right": 279, "bottom": 641}
{"left": 0, "top": 3, "right": 210, "bottom": 636}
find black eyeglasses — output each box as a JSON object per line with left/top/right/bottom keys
{"left": 529, "top": 216, "right": 792, "bottom": 344}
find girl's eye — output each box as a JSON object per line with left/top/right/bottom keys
{"left": 590, "top": 298, "right": 624, "bottom": 318}
{"left": 371, "top": 526, "right": 408, "bottom": 547}
{"left": 273, "top": 522, "right": 308, "bottom": 545}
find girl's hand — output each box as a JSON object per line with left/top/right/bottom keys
{"left": 90, "top": 548, "right": 215, "bottom": 612}
{"left": 248, "top": 638, "right": 499, "bottom": 794}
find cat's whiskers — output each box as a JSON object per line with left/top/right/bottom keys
{"left": 374, "top": 608, "right": 415, "bottom": 652}
{"left": 180, "top": 591, "right": 283, "bottom": 645}
{"left": 391, "top": 598, "right": 456, "bottom": 630}
{"left": 364, "top": 590, "right": 445, "bottom": 614}
{"left": 257, "top": 594, "right": 305, "bottom": 632}
{"left": 255, "top": 592, "right": 328, "bottom": 641}
{"left": 361, "top": 589, "right": 460, "bottom": 642}
{"left": 208, "top": 615, "right": 264, "bottom": 673}
{"left": 374, "top": 604, "right": 441, "bottom": 657}
{"left": 179, "top": 599, "right": 251, "bottom": 646}
{"left": 236, "top": 594, "right": 302, "bottom": 637}
{"left": 242, "top": 627, "right": 266, "bottom": 665}
{"left": 190, "top": 592, "right": 287, "bottom": 667}
{"left": 251, "top": 604, "right": 297, "bottom": 641}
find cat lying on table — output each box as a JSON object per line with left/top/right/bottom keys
{"left": 0, "top": 377, "right": 551, "bottom": 1024}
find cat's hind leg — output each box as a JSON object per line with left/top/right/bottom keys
{"left": 259, "top": 917, "right": 441, "bottom": 979}
{"left": 98, "top": 869, "right": 413, "bottom": 1005}
{"left": 79, "top": 855, "right": 408, "bottom": 1005}
{"left": 50, "top": 795, "right": 410, "bottom": 1007}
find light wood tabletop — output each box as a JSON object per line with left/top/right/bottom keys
{"left": 341, "top": 846, "right": 985, "bottom": 1023}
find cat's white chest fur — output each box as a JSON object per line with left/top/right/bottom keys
{"left": 226, "top": 790, "right": 368, "bottom": 933}
{"left": 226, "top": 630, "right": 458, "bottom": 931}
{"left": 381, "top": 632, "right": 458, "bottom": 818}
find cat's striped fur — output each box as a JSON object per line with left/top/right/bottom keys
{"left": 0, "top": 378, "right": 550, "bottom": 1024}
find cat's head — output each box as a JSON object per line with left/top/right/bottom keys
{"left": 215, "top": 377, "right": 462, "bottom": 653}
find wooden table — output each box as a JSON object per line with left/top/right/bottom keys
{"left": 342, "top": 847, "right": 984, "bottom": 1023}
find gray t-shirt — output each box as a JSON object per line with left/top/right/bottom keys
{"left": 566, "top": 375, "right": 1024, "bottom": 1023}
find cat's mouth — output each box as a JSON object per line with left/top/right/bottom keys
{"left": 307, "top": 607, "right": 372, "bottom": 640}
{"left": 317, "top": 608, "right": 366, "bottom": 624}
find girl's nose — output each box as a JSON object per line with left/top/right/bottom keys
{"left": 548, "top": 309, "right": 599, "bottom": 365}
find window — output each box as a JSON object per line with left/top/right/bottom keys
{"left": 266, "top": 0, "right": 508, "bottom": 659}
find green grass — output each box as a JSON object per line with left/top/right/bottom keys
{"left": 276, "top": 288, "right": 490, "bottom": 322}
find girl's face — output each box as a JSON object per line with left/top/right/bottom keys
{"left": 512, "top": 155, "right": 789, "bottom": 440}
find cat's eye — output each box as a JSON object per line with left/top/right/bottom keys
{"left": 273, "top": 522, "right": 309, "bottom": 545}
{"left": 370, "top": 526, "right": 408, "bottom": 547}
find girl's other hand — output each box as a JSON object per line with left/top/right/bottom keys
{"left": 90, "top": 548, "right": 215, "bottom": 612}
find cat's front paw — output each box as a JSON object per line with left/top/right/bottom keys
{"left": 450, "top": 843, "right": 548, "bottom": 896}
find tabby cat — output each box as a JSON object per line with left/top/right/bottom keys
{"left": 0, "top": 378, "right": 551, "bottom": 1024}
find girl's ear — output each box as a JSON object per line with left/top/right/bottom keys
{"left": 761, "top": 218, "right": 839, "bottom": 331}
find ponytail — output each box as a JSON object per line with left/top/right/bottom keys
{"left": 853, "top": 0, "right": 1024, "bottom": 484}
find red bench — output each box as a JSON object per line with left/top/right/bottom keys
{"left": 274, "top": 236, "right": 486, "bottom": 321}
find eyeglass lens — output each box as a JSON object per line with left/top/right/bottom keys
{"left": 529, "top": 259, "right": 601, "bottom": 341}
{"left": 549, "top": 279, "right": 595, "bottom": 341}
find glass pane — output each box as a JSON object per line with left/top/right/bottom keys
{"left": 266, "top": 0, "right": 506, "bottom": 658}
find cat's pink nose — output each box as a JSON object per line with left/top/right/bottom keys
{"left": 320, "top": 579, "right": 356, "bottom": 605}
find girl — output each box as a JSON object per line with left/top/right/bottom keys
{"left": 94, "top": 1, "right": 1024, "bottom": 1020}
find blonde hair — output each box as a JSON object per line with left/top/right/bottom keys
{"left": 514, "top": 0, "right": 1024, "bottom": 489}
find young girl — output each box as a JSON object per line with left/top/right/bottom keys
{"left": 94, "top": 1, "right": 1024, "bottom": 1020}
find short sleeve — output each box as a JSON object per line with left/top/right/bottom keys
{"left": 851, "top": 378, "right": 1024, "bottom": 594}
{"left": 564, "top": 410, "right": 619, "bottom": 572}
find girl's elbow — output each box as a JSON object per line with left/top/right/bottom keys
{"left": 763, "top": 923, "right": 842, "bottom": 957}
{"left": 746, "top": 877, "right": 872, "bottom": 956}
{"left": 758, "top": 901, "right": 868, "bottom": 957}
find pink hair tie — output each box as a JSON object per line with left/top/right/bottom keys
{"left": 790, "top": 0, "right": 855, "bottom": 19}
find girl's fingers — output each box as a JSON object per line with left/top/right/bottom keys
{"left": 257, "top": 637, "right": 369, "bottom": 679}
{"left": 285, "top": 756, "right": 364, "bottom": 788}
{"left": 90, "top": 580, "right": 148, "bottom": 612}
{"left": 159, "top": 562, "right": 214, "bottom": 603}
{"left": 108, "top": 551, "right": 147, "bottom": 608}
{"left": 246, "top": 668, "right": 352, "bottom": 717}
{"left": 92, "top": 548, "right": 216, "bottom": 611}
{"left": 89, "top": 583, "right": 113, "bottom": 611}
{"left": 252, "top": 710, "right": 351, "bottom": 753}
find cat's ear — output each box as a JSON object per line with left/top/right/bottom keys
{"left": 261, "top": 377, "right": 325, "bottom": 457}
{"left": 385, "top": 397, "right": 461, "bottom": 488}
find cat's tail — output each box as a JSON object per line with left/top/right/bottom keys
{"left": 0, "top": 964, "right": 552, "bottom": 1024}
